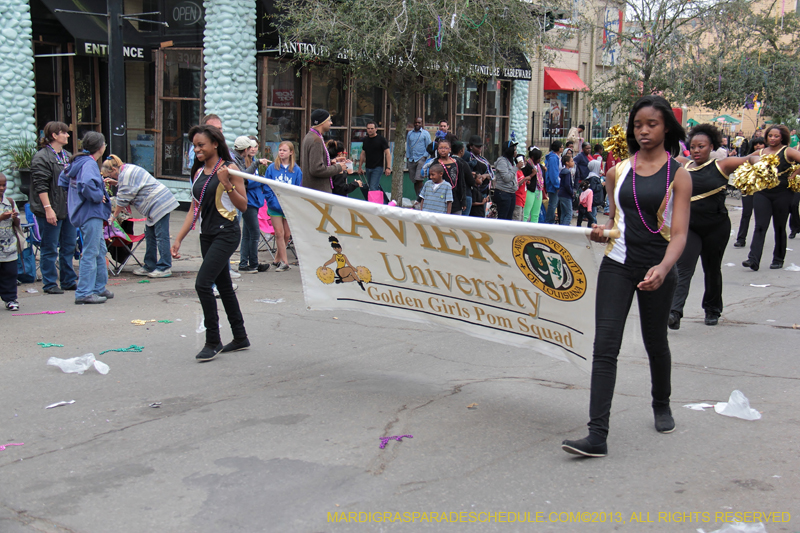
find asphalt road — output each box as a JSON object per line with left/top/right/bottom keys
{"left": 1, "top": 201, "right": 798, "bottom": 533}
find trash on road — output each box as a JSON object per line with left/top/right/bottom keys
{"left": 25, "top": 288, "right": 38, "bottom": 293}
{"left": 38, "top": 343, "right": 64, "bottom": 348}
{"left": 12, "top": 310, "right": 65, "bottom": 316}
{"left": 254, "top": 298, "right": 285, "bottom": 304}
{"left": 149, "top": 402, "right": 162, "bottom": 408}
{"left": 47, "top": 353, "right": 109, "bottom": 375}
{"left": 138, "top": 279, "right": 150, "bottom": 284}
{"left": 0, "top": 443, "right": 24, "bottom": 451}
{"left": 379, "top": 435, "right": 413, "bottom": 449}
{"left": 99, "top": 345, "right": 143, "bottom": 355}
{"left": 749, "top": 284, "right": 770, "bottom": 288}
{"left": 467, "top": 403, "right": 479, "bottom": 410}
{"left": 724, "top": 263, "right": 735, "bottom": 267}
{"left": 683, "top": 403, "right": 714, "bottom": 411}
{"left": 784, "top": 263, "right": 800, "bottom": 271}
{"left": 45, "top": 400, "right": 75, "bottom": 409}
{"left": 714, "top": 390, "right": 761, "bottom": 420}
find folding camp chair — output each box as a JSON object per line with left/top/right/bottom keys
{"left": 105, "top": 218, "right": 146, "bottom": 276}
{"left": 257, "top": 204, "right": 276, "bottom": 261}
{"left": 21, "top": 203, "right": 41, "bottom": 276}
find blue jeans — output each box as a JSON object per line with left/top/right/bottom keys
{"left": 558, "top": 196, "right": 573, "bottom": 225}
{"left": 143, "top": 214, "right": 172, "bottom": 272}
{"left": 493, "top": 190, "right": 516, "bottom": 220}
{"left": 365, "top": 167, "right": 383, "bottom": 191}
{"left": 545, "top": 191, "right": 559, "bottom": 223}
{"left": 461, "top": 194, "right": 473, "bottom": 216}
{"left": 239, "top": 206, "right": 260, "bottom": 269}
{"left": 35, "top": 215, "right": 77, "bottom": 290}
{"left": 76, "top": 218, "right": 108, "bottom": 299}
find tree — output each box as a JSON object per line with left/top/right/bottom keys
{"left": 586, "top": 0, "right": 725, "bottom": 114}
{"left": 684, "top": 0, "right": 800, "bottom": 125}
{"left": 274, "top": 0, "right": 567, "bottom": 202}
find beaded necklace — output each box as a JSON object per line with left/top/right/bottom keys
{"left": 309, "top": 128, "right": 335, "bottom": 190}
{"left": 48, "top": 145, "right": 69, "bottom": 167}
{"left": 439, "top": 157, "right": 458, "bottom": 190}
{"left": 191, "top": 158, "right": 224, "bottom": 230}
{"left": 631, "top": 151, "right": 671, "bottom": 234}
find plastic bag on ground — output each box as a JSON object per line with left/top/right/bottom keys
{"left": 47, "top": 353, "right": 109, "bottom": 375}
{"left": 714, "top": 390, "right": 761, "bottom": 420}
{"left": 698, "top": 522, "right": 767, "bottom": 533}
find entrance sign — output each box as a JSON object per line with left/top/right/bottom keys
{"left": 233, "top": 171, "right": 600, "bottom": 371}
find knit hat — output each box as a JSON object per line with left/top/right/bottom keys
{"left": 234, "top": 136, "right": 252, "bottom": 150}
{"left": 467, "top": 135, "right": 483, "bottom": 147}
{"left": 311, "top": 109, "right": 331, "bottom": 126}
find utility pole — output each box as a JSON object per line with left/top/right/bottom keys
{"left": 107, "top": 0, "right": 127, "bottom": 157}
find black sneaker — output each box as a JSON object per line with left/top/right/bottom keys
{"left": 742, "top": 259, "right": 759, "bottom": 271}
{"left": 733, "top": 240, "right": 746, "bottom": 248}
{"left": 239, "top": 266, "right": 257, "bottom": 274}
{"left": 196, "top": 342, "right": 223, "bottom": 362}
{"left": 256, "top": 263, "right": 271, "bottom": 272}
{"left": 790, "top": 231, "right": 797, "bottom": 239}
{"left": 44, "top": 287, "right": 64, "bottom": 295}
{"left": 704, "top": 312, "right": 719, "bottom": 326}
{"left": 561, "top": 438, "right": 608, "bottom": 457}
{"left": 769, "top": 260, "right": 783, "bottom": 269}
{"left": 221, "top": 337, "right": 250, "bottom": 353}
{"left": 668, "top": 311, "right": 680, "bottom": 330}
{"left": 654, "top": 409, "right": 676, "bottom": 433}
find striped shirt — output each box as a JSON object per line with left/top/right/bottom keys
{"left": 420, "top": 180, "right": 453, "bottom": 214}
{"left": 115, "top": 164, "right": 179, "bottom": 226}
{"left": 0, "top": 195, "right": 18, "bottom": 262}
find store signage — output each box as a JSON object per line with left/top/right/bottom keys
{"left": 78, "top": 41, "right": 149, "bottom": 61}
{"left": 272, "top": 89, "right": 295, "bottom": 107}
{"left": 275, "top": 38, "right": 532, "bottom": 80}
{"left": 169, "top": 0, "right": 203, "bottom": 27}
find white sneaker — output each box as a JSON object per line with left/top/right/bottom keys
{"left": 148, "top": 269, "right": 172, "bottom": 278}
{"left": 275, "top": 262, "right": 291, "bottom": 272}
{"left": 229, "top": 269, "right": 241, "bottom": 279}
{"left": 213, "top": 283, "right": 238, "bottom": 298}
{"left": 132, "top": 266, "right": 151, "bottom": 276}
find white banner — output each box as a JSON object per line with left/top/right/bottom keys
{"left": 236, "top": 172, "right": 600, "bottom": 371}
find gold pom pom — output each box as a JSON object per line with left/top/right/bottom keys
{"left": 788, "top": 164, "right": 800, "bottom": 193}
{"left": 317, "top": 267, "right": 335, "bottom": 284}
{"left": 731, "top": 154, "right": 780, "bottom": 195}
{"left": 356, "top": 266, "right": 372, "bottom": 283}
{"left": 602, "top": 124, "right": 628, "bottom": 161}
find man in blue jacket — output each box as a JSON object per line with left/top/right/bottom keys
{"left": 544, "top": 140, "right": 563, "bottom": 224}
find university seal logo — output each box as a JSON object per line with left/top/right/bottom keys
{"left": 512, "top": 236, "right": 587, "bottom": 302}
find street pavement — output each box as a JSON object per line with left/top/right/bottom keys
{"left": 0, "top": 201, "right": 798, "bottom": 533}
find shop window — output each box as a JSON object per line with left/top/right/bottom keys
{"left": 350, "top": 80, "right": 385, "bottom": 163}
{"left": 262, "top": 60, "right": 304, "bottom": 162}
{"left": 158, "top": 48, "right": 203, "bottom": 179}
{"left": 456, "top": 79, "right": 481, "bottom": 143}
{"left": 424, "top": 83, "right": 450, "bottom": 127}
{"left": 34, "top": 42, "right": 62, "bottom": 133}
{"left": 311, "top": 66, "right": 346, "bottom": 127}
{"left": 485, "top": 80, "right": 510, "bottom": 162}
{"left": 543, "top": 91, "right": 572, "bottom": 138}
{"left": 72, "top": 56, "right": 102, "bottom": 151}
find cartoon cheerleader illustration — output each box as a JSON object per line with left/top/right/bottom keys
{"left": 317, "top": 236, "right": 371, "bottom": 290}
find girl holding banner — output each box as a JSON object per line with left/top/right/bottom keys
{"left": 562, "top": 96, "right": 692, "bottom": 458}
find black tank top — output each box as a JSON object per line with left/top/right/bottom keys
{"left": 192, "top": 165, "right": 239, "bottom": 236}
{"left": 686, "top": 159, "right": 728, "bottom": 227}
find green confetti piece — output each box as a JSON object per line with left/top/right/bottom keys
{"left": 99, "top": 344, "right": 144, "bottom": 355}
{"left": 37, "top": 342, "right": 64, "bottom": 348}
{"left": 138, "top": 280, "right": 150, "bottom": 284}
{"left": 157, "top": 320, "right": 173, "bottom": 323}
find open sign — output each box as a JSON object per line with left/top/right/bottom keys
{"left": 170, "top": 1, "right": 203, "bottom": 26}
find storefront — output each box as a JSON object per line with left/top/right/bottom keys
{"left": 540, "top": 67, "right": 588, "bottom": 139}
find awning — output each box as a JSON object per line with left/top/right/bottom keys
{"left": 41, "top": 0, "right": 155, "bottom": 59}
{"left": 713, "top": 114, "right": 741, "bottom": 124}
{"left": 543, "top": 68, "right": 589, "bottom": 92}
{"left": 687, "top": 118, "right": 699, "bottom": 126}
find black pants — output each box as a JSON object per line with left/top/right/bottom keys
{"left": 588, "top": 257, "right": 677, "bottom": 441}
{"left": 0, "top": 260, "right": 17, "bottom": 302}
{"left": 197, "top": 229, "right": 246, "bottom": 345}
{"left": 789, "top": 192, "right": 800, "bottom": 234}
{"left": 748, "top": 187, "right": 793, "bottom": 266}
{"left": 736, "top": 195, "right": 753, "bottom": 243}
{"left": 671, "top": 217, "right": 730, "bottom": 318}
